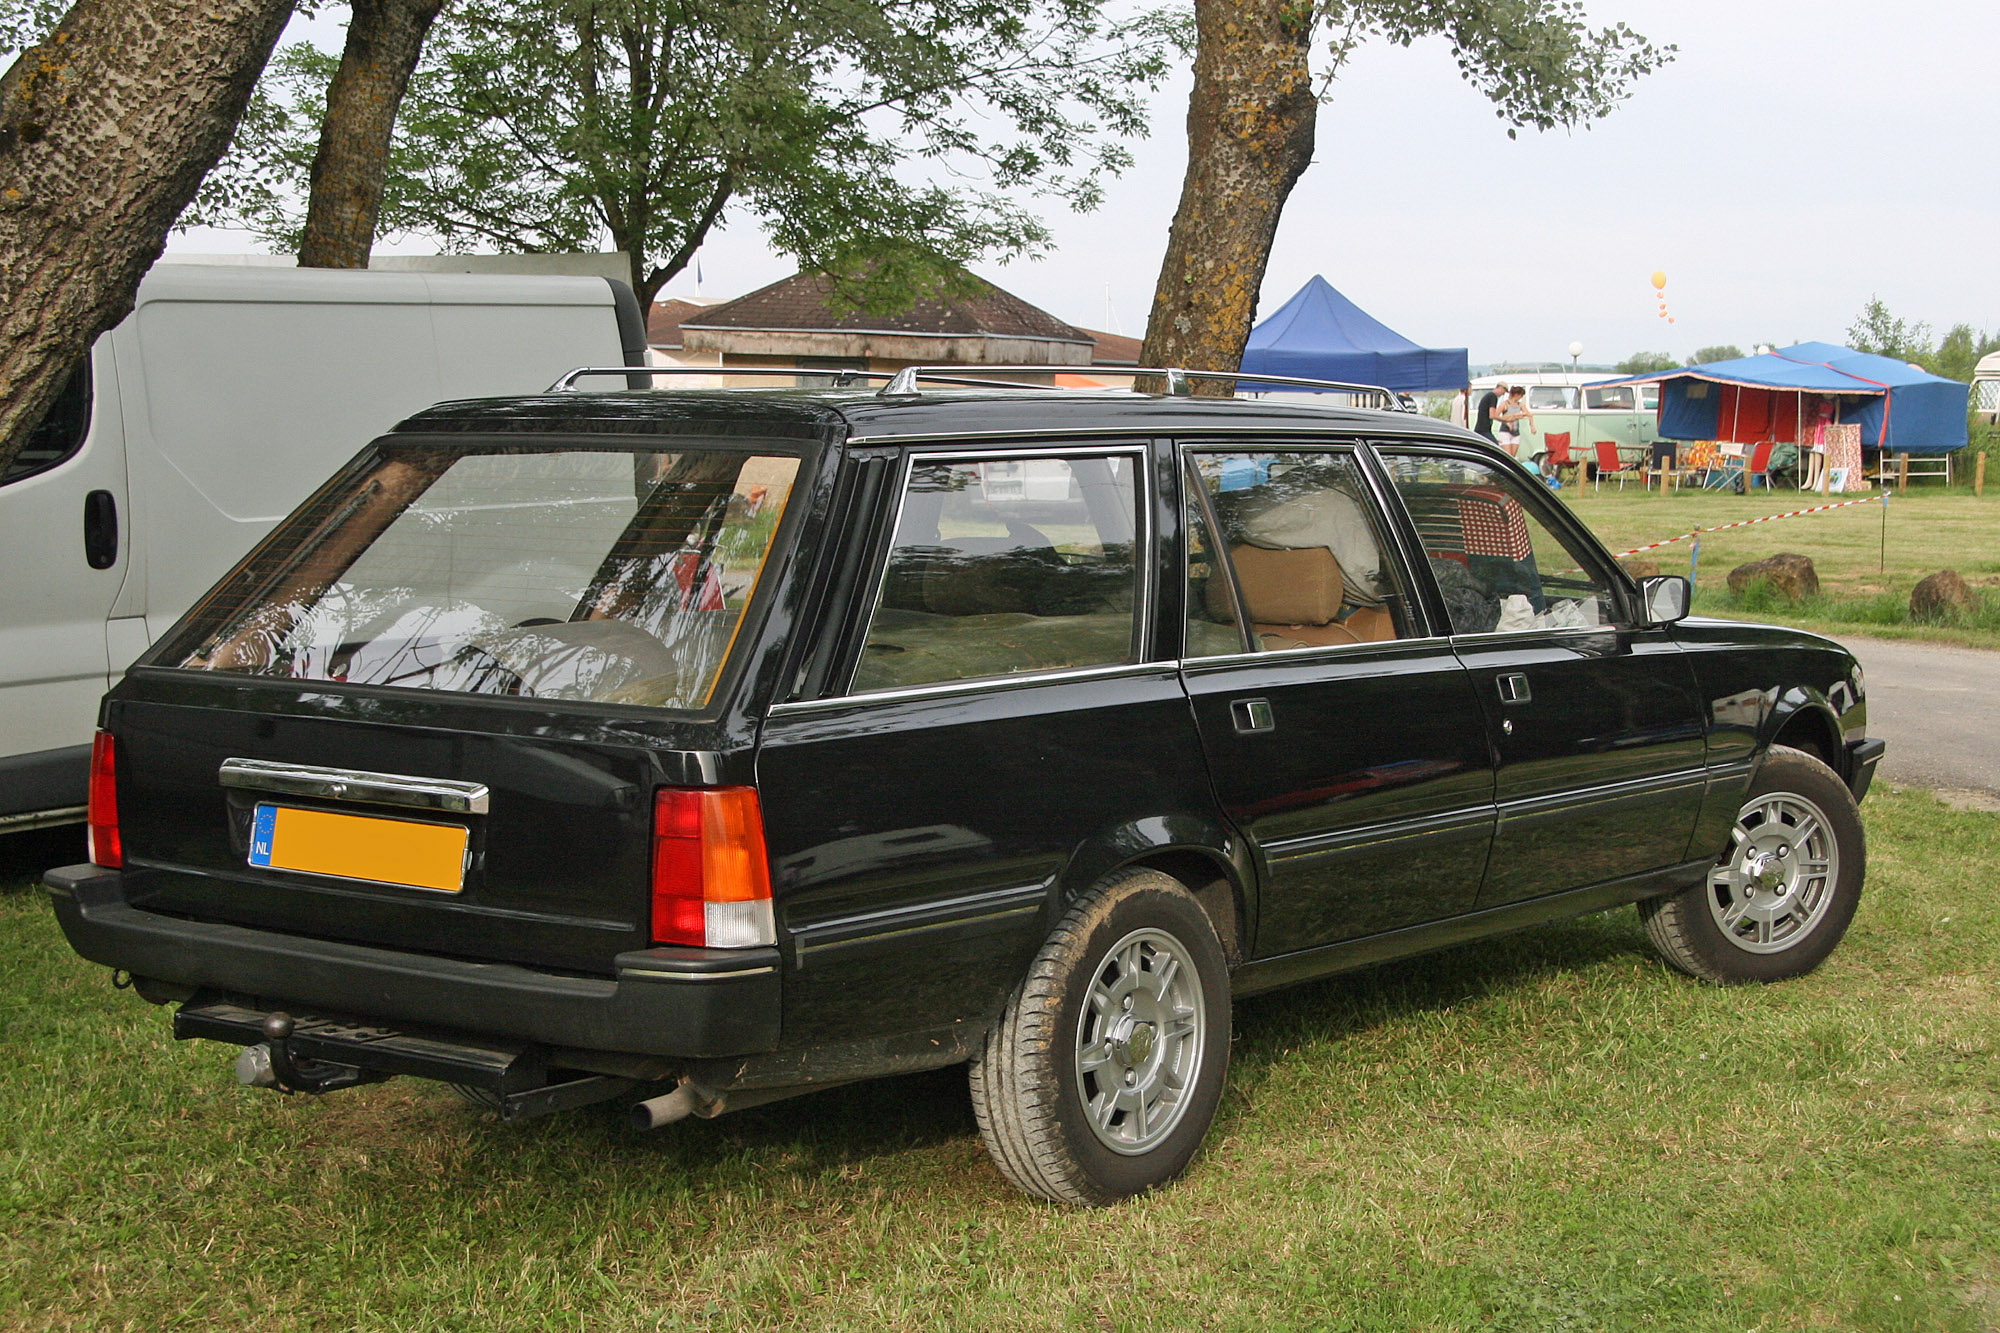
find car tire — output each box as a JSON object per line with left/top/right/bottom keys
{"left": 1639, "top": 745, "right": 1865, "bottom": 985}
{"left": 968, "top": 868, "right": 1230, "bottom": 1206}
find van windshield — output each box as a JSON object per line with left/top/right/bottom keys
{"left": 158, "top": 442, "right": 800, "bottom": 709}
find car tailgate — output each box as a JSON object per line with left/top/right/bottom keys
{"left": 106, "top": 693, "right": 679, "bottom": 975}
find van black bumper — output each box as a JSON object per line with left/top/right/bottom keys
{"left": 43, "top": 864, "right": 780, "bottom": 1059}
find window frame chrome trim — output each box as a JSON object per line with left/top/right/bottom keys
{"left": 768, "top": 661, "right": 1177, "bottom": 716}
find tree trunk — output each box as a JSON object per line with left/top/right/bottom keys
{"left": 297, "top": 0, "right": 444, "bottom": 269}
{"left": 1139, "top": 0, "right": 1315, "bottom": 393}
{"left": 0, "top": 0, "right": 295, "bottom": 476}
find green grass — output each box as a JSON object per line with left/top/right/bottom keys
{"left": 1565, "top": 488, "right": 2000, "bottom": 647}
{"left": 3, "top": 790, "right": 1996, "bottom": 1332}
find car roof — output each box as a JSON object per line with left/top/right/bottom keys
{"left": 391, "top": 387, "right": 1470, "bottom": 448}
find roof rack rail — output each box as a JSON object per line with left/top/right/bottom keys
{"left": 547, "top": 365, "right": 886, "bottom": 391}
{"left": 547, "top": 362, "right": 1411, "bottom": 411}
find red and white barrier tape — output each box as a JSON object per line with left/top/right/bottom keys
{"left": 1611, "top": 496, "right": 1881, "bottom": 559}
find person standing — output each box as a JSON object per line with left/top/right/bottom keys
{"left": 1473, "top": 382, "right": 1504, "bottom": 440}
{"left": 1449, "top": 386, "right": 1470, "bottom": 430}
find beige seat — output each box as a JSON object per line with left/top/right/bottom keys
{"left": 1207, "top": 545, "right": 1393, "bottom": 650}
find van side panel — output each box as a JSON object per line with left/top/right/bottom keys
{"left": 0, "top": 341, "right": 131, "bottom": 816}
{"left": 118, "top": 269, "right": 629, "bottom": 645}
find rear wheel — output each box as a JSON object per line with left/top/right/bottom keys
{"left": 1640, "top": 745, "right": 1865, "bottom": 984}
{"left": 969, "top": 869, "right": 1230, "bottom": 1206}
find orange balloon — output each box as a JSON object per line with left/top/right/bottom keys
{"left": 1668, "top": 317, "right": 1677, "bottom": 324}
{"left": 1651, "top": 270, "right": 1668, "bottom": 290}
{"left": 1658, "top": 310, "right": 1668, "bottom": 319}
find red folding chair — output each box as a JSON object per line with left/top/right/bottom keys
{"left": 1543, "top": 432, "right": 1581, "bottom": 487}
{"left": 1592, "top": 440, "right": 1637, "bottom": 493}
{"left": 1743, "top": 440, "right": 1775, "bottom": 490}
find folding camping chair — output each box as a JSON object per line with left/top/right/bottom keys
{"left": 1592, "top": 440, "right": 1637, "bottom": 493}
{"left": 1542, "top": 432, "right": 1582, "bottom": 488}
{"left": 1713, "top": 441, "right": 1775, "bottom": 492}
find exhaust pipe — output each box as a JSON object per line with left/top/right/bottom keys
{"left": 629, "top": 1080, "right": 717, "bottom": 1130}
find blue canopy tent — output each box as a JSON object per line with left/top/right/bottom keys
{"left": 1595, "top": 342, "right": 1968, "bottom": 455}
{"left": 1241, "top": 275, "right": 1469, "bottom": 393}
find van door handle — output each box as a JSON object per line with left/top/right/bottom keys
{"left": 1230, "top": 698, "right": 1274, "bottom": 733}
{"left": 83, "top": 490, "right": 118, "bottom": 569}
{"left": 1496, "top": 672, "right": 1532, "bottom": 704}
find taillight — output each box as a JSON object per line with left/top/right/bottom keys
{"left": 650, "top": 787, "right": 773, "bottom": 948}
{"left": 87, "top": 730, "right": 121, "bottom": 868}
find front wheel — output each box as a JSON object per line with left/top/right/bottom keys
{"left": 1639, "top": 745, "right": 1866, "bottom": 984}
{"left": 969, "top": 869, "right": 1231, "bottom": 1206}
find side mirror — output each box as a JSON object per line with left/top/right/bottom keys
{"left": 1638, "top": 575, "right": 1691, "bottom": 626}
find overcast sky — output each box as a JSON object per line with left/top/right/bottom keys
{"left": 169, "top": 0, "right": 2000, "bottom": 369}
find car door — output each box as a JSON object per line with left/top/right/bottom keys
{"left": 1377, "top": 447, "right": 1707, "bottom": 909}
{"left": 1176, "top": 445, "right": 1495, "bottom": 956}
{"left": 0, "top": 346, "right": 131, "bottom": 819}
{"left": 755, "top": 442, "right": 1218, "bottom": 1047}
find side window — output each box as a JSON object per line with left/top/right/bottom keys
{"left": 1184, "top": 450, "right": 1412, "bottom": 654}
{"left": 1382, "top": 453, "right": 1617, "bottom": 636}
{"left": 851, "top": 452, "right": 1141, "bottom": 692}
{"left": 1, "top": 359, "right": 90, "bottom": 486}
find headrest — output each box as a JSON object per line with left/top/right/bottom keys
{"left": 1208, "top": 544, "right": 1342, "bottom": 626}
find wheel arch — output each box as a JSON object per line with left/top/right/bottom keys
{"left": 1053, "top": 816, "right": 1256, "bottom": 967}
{"left": 1764, "top": 691, "right": 1844, "bottom": 773}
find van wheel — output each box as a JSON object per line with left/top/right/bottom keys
{"left": 1639, "top": 745, "right": 1865, "bottom": 985}
{"left": 968, "top": 869, "right": 1230, "bottom": 1206}
{"left": 445, "top": 1083, "right": 504, "bottom": 1112}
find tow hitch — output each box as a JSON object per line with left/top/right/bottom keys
{"left": 176, "top": 993, "right": 640, "bottom": 1121}
{"left": 237, "top": 1013, "right": 392, "bottom": 1095}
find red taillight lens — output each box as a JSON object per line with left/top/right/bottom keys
{"left": 650, "top": 787, "right": 773, "bottom": 948}
{"left": 87, "top": 730, "right": 121, "bottom": 868}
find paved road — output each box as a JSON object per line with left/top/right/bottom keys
{"left": 1836, "top": 636, "right": 2000, "bottom": 806}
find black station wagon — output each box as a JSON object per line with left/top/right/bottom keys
{"left": 47, "top": 367, "right": 1885, "bottom": 1205}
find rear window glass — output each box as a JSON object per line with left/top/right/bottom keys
{"left": 158, "top": 443, "right": 800, "bottom": 709}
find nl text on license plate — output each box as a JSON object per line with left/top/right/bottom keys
{"left": 248, "top": 803, "right": 468, "bottom": 893}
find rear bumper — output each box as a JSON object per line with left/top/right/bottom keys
{"left": 1845, "top": 737, "right": 1886, "bottom": 803}
{"left": 43, "top": 864, "right": 780, "bottom": 1059}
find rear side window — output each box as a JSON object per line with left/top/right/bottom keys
{"left": 159, "top": 443, "right": 800, "bottom": 709}
{"left": 851, "top": 451, "right": 1141, "bottom": 692}
{"left": 1185, "top": 450, "right": 1413, "bottom": 654}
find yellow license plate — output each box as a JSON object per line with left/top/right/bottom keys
{"left": 248, "top": 803, "right": 468, "bottom": 893}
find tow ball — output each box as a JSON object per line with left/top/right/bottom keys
{"left": 234, "top": 1013, "right": 391, "bottom": 1095}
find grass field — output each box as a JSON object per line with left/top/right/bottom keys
{"left": 3, "top": 786, "right": 1995, "bottom": 1332}
{"left": 1563, "top": 486, "right": 2000, "bottom": 647}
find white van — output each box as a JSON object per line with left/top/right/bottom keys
{"left": 0, "top": 265, "right": 645, "bottom": 831}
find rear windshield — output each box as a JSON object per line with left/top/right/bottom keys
{"left": 158, "top": 442, "right": 801, "bottom": 709}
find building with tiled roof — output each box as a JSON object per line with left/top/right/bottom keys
{"left": 678, "top": 270, "right": 1095, "bottom": 379}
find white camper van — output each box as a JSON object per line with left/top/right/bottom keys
{"left": 1974, "top": 350, "right": 2000, "bottom": 422}
{"left": 0, "top": 265, "right": 645, "bottom": 831}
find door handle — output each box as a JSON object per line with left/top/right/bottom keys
{"left": 1230, "top": 698, "right": 1274, "bottom": 733}
{"left": 83, "top": 489, "right": 118, "bottom": 569}
{"left": 1496, "top": 672, "right": 1532, "bottom": 704}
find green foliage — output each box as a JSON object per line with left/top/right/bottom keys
{"left": 1690, "top": 344, "right": 1743, "bottom": 364}
{"left": 1848, "top": 295, "right": 1933, "bottom": 364}
{"left": 1615, "top": 350, "right": 1676, "bottom": 374}
{"left": 0, "top": 0, "right": 63, "bottom": 61}
{"left": 1932, "top": 322, "right": 2000, "bottom": 383}
{"left": 1846, "top": 297, "right": 2000, "bottom": 383}
{"left": 1318, "top": 1, "right": 1673, "bottom": 137}
{"left": 189, "top": 0, "right": 1178, "bottom": 309}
